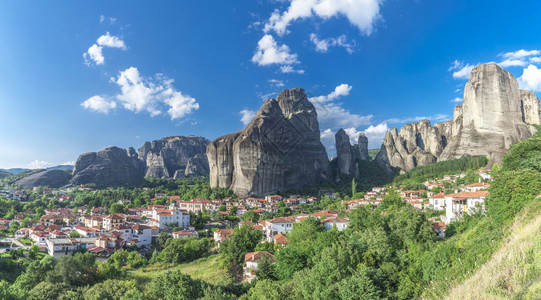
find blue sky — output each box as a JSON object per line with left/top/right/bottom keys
{"left": 1, "top": 0, "right": 541, "bottom": 169}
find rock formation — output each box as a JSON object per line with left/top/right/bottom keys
{"left": 71, "top": 146, "right": 145, "bottom": 186}
{"left": 137, "top": 136, "right": 209, "bottom": 178}
{"left": 15, "top": 170, "right": 71, "bottom": 188}
{"left": 377, "top": 63, "right": 540, "bottom": 172}
{"left": 520, "top": 89, "right": 541, "bottom": 125}
{"left": 207, "top": 88, "right": 332, "bottom": 197}
{"left": 335, "top": 129, "right": 371, "bottom": 177}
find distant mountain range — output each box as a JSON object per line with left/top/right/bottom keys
{"left": 0, "top": 165, "right": 74, "bottom": 174}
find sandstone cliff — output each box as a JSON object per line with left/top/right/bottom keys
{"left": 335, "top": 129, "right": 371, "bottom": 177}
{"left": 138, "top": 136, "right": 209, "bottom": 178}
{"left": 376, "top": 63, "right": 540, "bottom": 171}
{"left": 71, "top": 146, "right": 145, "bottom": 186}
{"left": 15, "top": 170, "right": 71, "bottom": 188}
{"left": 207, "top": 88, "right": 332, "bottom": 197}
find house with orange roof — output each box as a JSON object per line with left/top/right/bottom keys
{"left": 243, "top": 251, "right": 275, "bottom": 282}
{"left": 444, "top": 191, "right": 488, "bottom": 223}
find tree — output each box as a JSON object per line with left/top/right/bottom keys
{"left": 221, "top": 225, "right": 263, "bottom": 265}
{"left": 157, "top": 232, "right": 171, "bottom": 250}
{"left": 109, "top": 203, "right": 125, "bottom": 214}
{"left": 246, "top": 279, "right": 283, "bottom": 300}
{"left": 149, "top": 270, "right": 203, "bottom": 300}
{"left": 229, "top": 206, "right": 237, "bottom": 215}
{"left": 69, "top": 231, "right": 80, "bottom": 238}
{"left": 84, "top": 279, "right": 140, "bottom": 300}
{"left": 218, "top": 205, "right": 226, "bottom": 212}
{"left": 381, "top": 189, "right": 405, "bottom": 209}
{"left": 48, "top": 252, "right": 97, "bottom": 286}
{"left": 256, "top": 254, "right": 276, "bottom": 281}
{"left": 241, "top": 210, "right": 260, "bottom": 223}
{"left": 351, "top": 178, "right": 357, "bottom": 198}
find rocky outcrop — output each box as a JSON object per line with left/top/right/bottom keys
{"left": 377, "top": 63, "right": 538, "bottom": 171}
{"left": 520, "top": 89, "right": 541, "bottom": 125}
{"left": 138, "top": 136, "right": 210, "bottom": 178}
{"left": 15, "top": 170, "right": 71, "bottom": 188}
{"left": 207, "top": 88, "right": 332, "bottom": 197}
{"left": 71, "top": 147, "right": 145, "bottom": 186}
{"left": 335, "top": 129, "right": 371, "bottom": 177}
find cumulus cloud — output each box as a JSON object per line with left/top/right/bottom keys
{"left": 310, "top": 83, "right": 352, "bottom": 103}
{"left": 449, "top": 61, "right": 474, "bottom": 79}
{"left": 83, "top": 67, "right": 199, "bottom": 120}
{"left": 113, "top": 67, "right": 199, "bottom": 119}
{"left": 309, "top": 84, "right": 372, "bottom": 130}
{"left": 240, "top": 109, "right": 256, "bottom": 125}
{"left": 450, "top": 97, "right": 462, "bottom": 103}
{"left": 252, "top": 34, "right": 299, "bottom": 66}
{"left": 81, "top": 95, "right": 117, "bottom": 113}
{"left": 518, "top": 64, "right": 541, "bottom": 92}
{"left": 83, "top": 44, "right": 104, "bottom": 65}
{"left": 309, "top": 33, "right": 355, "bottom": 54}
{"left": 498, "top": 59, "right": 528, "bottom": 68}
{"left": 97, "top": 32, "right": 127, "bottom": 50}
{"left": 364, "top": 123, "right": 388, "bottom": 148}
{"left": 28, "top": 160, "right": 51, "bottom": 169}
{"left": 530, "top": 57, "right": 541, "bottom": 63}
{"left": 84, "top": 32, "right": 127, "bottom": 65}
{"left": 61, "top": 161, "right": 75, "bottom": 166}
{"left": 500, "top": 49, "right": 541, "bottom": 60}
{"left": 264, "top": 0, "right": 382, "bottom": 36}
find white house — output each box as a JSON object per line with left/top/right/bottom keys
{"left": 263, "top": 217, "right": 293, "bottom": 242}
{"left": 428, "top": 193, "right": 446, "bottom": 211}
{"left": 172, "top": 230, "right": 199, "bottom": 239}
{"left": 444, "top": 191, "right": 488, "bottom": 223}
{"left": 46, "top": 237, "right": 97, "bottom": 258}
{"left": 148, "top": 208, "right": 190, "bottom": 229}
{"left": 243, "top": 251, "right": 275, "bottom": 282}
{"left": 321, "top": 217, "right": 349, "bottom": 231}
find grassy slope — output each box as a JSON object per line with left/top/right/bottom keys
{"left": 128, "top": 254, "right": 228, "bottom": 290}
{"left": 445, "top": 199, "right": 541, "bottom": 299}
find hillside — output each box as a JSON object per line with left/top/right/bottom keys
{"left": 445, "top": 199, "right": 541, "bottom": 299}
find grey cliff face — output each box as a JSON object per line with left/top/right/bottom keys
{"left": 137, "top": 136, "right": 210, "bottom": 178}
{"left": 334, "top": 129, "right": 371, "bottom": 178}
{"left": 207, "top": 88, "right": 332, "bottom": 197}
{"left": 71, "top": 147, "right": 145, "bottom": 186}
{"left": 376, "top": 63, "right": 538, "bottom": 171}
{"left": 15, "top": 170, "right": 71, "bottom": 188}
{"left": 520, "top": 89, "right": 541, "bottom": 125}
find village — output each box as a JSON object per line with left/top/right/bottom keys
{"left": 0, "top": 169, "right": 492, "bottom": 282}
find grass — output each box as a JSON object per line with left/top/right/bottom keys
{"left": 128, "top": 254, "right": 229, "bottom": 290}
{"left": 444, "top": 200, "right": 541, "bottom": 300}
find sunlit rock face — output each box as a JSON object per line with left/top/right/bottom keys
{"left": 207, "top": 88, "right": 331, "bottom": 197}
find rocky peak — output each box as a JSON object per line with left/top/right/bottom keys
{"left": 376, "top": 63, "right": 537, "bottom": 172}
{"left": 207, "top": 88, "right": 331, "bottom": 197}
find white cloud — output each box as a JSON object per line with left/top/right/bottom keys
{"left": 280, "top": 65, "right": 305, "bottom": 74}
{"left": 83, "top": 44, "right": 104, "bottom": 65}
{"left": 309, "top": 84, "right": 371, "bottom": 130}
{"left": 310, "top": 83, "right": 352, "bottom": 103}
{"left": 364, "top": 123, "right": 388, "bottom": 148}
{"left": 28, "top": 160, "right": 51, "bottom": 169}
{"left": 500, "top": 49, "right": 540, "bottom": 60}
{"left": 309, "top": 33, "right": 355, "bottom": 54}
{"left": 81, "top": 95, "right": 117, "bottom": 113}
{"left": 320, "top": 128, "right": 334, "bottom": 140}
{"left": 497, "top": 59, "right": 528, "bottom": 68}
{"left": 252, "top": 34, "right": 299, "bottom": 66}
{"left": 451, "top": 97, "right": 462, "bottom": 103}
{"left": 240, "top": 109, "right": 256, "bottom": 125}
{"left": 518, "top": 64, "right": 541, "bottom": 92}
{"left": 83, "top": 67, "right": 198, "bottom": 120}
{"left": 383, "top": 114, "right": 448, "bottom": 124}
{"left": 97, "top": 32, "right": 127, "bottom": 50}
{"left": 99, "top": 15, "right": 116, "bottom": 24}
{"left": 268, "top": 79, "right": 285, "bottom": 87}
{"left": 99, "top": 15, "right": 106, "bottom": 23}
{"left": 84, "top": 32, "right": 126, "bottom": 66}
{"left": 61, "top": 161, "right": 75, "bottom": 166}
{"left": 530, "top": 57, "right": 541, "bottom": 63}
{"left": 113, "top": 67, "right": 199, "bottom": 119}
{"left": 264, "top": 0, "right": 382, "bottom": 36}
{"left": 452, "top": 63, "right": 474, "bottom": 79}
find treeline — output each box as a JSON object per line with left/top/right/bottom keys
{"left": 393, "top": 155, "right": 488, "bottom": 184}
